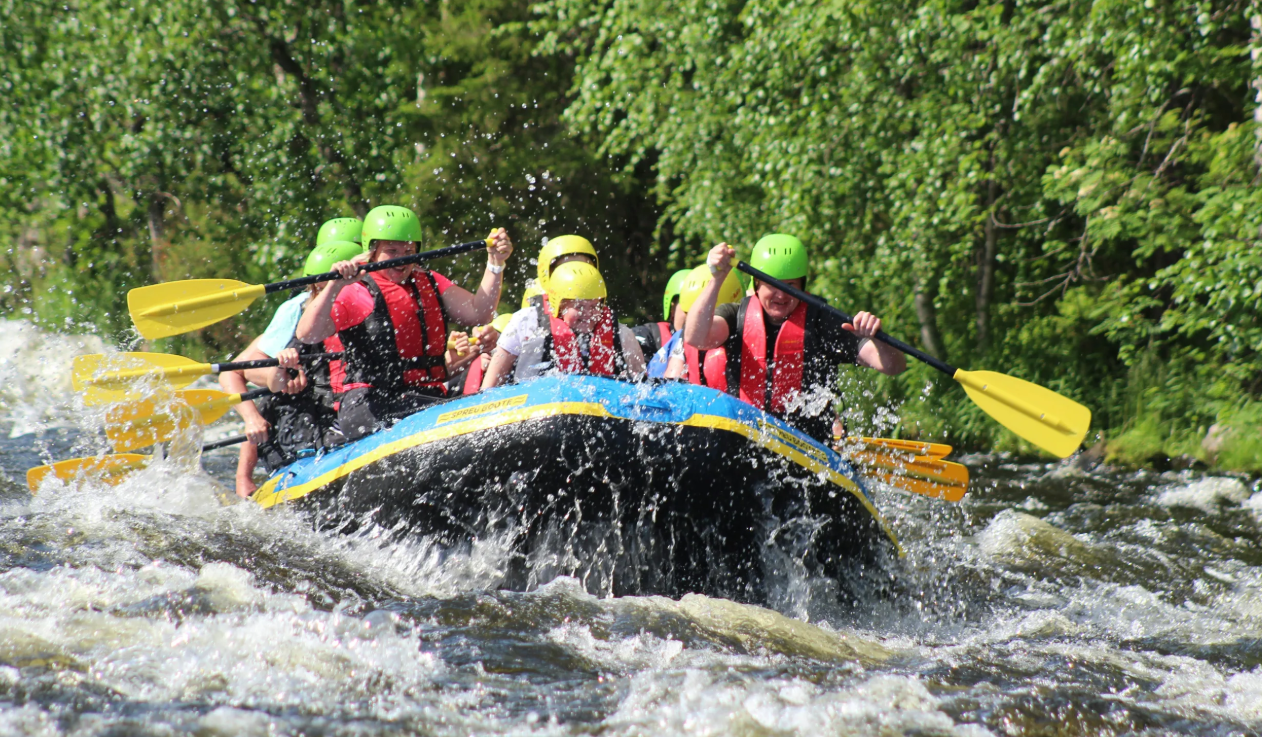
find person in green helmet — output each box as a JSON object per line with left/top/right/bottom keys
{"left": 630, "top": 268, "right": 691, "bottom": 360}
{"left": 684, "top": 236, "right": 906, "bottom": 442}
{"left": 298, "top": 205, "right": 513, "bottom": 440}
{"left": 220, "top": 232, "right": 364, "bottom": 496}
{"left": 316, "top": 217, "right": 363, "bottom": 247}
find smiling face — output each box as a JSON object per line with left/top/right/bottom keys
{"left": 370, "top": 239, "right": 418, "bottom": 283}
{"left": 559, "top": 298, "right": 604, "bottom": 331}
{"left": 754, "top": 278, "right": 803, "bottom": 322}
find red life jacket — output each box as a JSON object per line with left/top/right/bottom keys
{"left": 547, "top": 306, "right": 619, "bottom": 376}
{"left": 339, "top": 271, "right": 449, "bottom": 394}
{"left": 462, "top": 354, "right": 487, "bottom": 395}
{"left": 738, "top": 297, "right": 807, "bottom": 413}
{"left": 655, "top": 321, "right": 672, "bottom": 349}
{"left": 684, "top": 343, "right": 729, "bottom": 390}
{"left": 324, "top": 334, "right": 346, "bottom": 395}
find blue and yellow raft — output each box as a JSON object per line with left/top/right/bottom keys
{"left": 254, "top": 376, "right": 900, "bottom": 603}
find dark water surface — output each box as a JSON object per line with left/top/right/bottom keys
{"left": 2, "top": 321, "right": 1260, "bottom": 736}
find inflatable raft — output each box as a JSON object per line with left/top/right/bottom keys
{"left": 253, "top": 376, "right": 900, "bottom": 603}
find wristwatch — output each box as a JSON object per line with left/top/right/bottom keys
{"left": 487, "top": 262, "right": 505, "bottom": 275}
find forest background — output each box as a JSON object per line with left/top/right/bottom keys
{"left": 2, "top": 0, "right": 1260, "bottom": 470}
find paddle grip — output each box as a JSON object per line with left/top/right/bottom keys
{"left": 237, "top": 388, "right": 273, "bottom": 403}
{"left": 264, "top": 239, "right": 488, "bottom": 294}
{"left": 211, "top": 352, "right": 343, "bottom": 373}
{"left": 734, "top": 262, "right": 957, "bottom": 376}
{"left": 203, "top": 435, "right": 248, "bottom": 451}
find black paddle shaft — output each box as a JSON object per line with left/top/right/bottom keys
{"left": 735, "top": 262, "right": 957, "bottom": 376}
{"left": 210, "top": 352, "right": 342, "bottom": 373}
{"left": 263, "top": 239, "right": 488, "bottom": 295}
{"left": 202, "top": 435, "right": 248, "bottom": 451}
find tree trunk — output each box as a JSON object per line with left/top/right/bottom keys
{"left": 147, "top": 194, "right": 168, "bottom": 282}
{"left": 976, "top": 168, "right": 999, "bottom": 354}
{"left": 914, "top": 279, "right": 947, "bottom": 362}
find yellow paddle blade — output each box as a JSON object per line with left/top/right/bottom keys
{"left": 26, "top": 454, "right": 150, "bottom": 493}
{"left": 852, "top": 437, "right": 952, "bottom": 460}
{"left": 128, "top": 279, "right": 268, "bottom": 339}
{"left": 849, "top": 450, "right": 970, "bottom": 502}
{"left": 73, "top": 352, "right": 213, "bottom": 404}
{"left": 953, "top": 369, "right": 1091, "bottom": 458}
{"left": 105, "top": 389, "right": 241, "bottom": 452}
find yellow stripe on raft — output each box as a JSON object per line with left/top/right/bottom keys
{"left": 251, "top": 399, "right": 902, "bottom": 555}
{"left": 679, "top": 415, "right": 901, "bottom": 555}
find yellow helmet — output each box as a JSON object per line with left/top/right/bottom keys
{"left": 546, "top": 261, "right": 607, "bottom": 317}
{"left": 521, "top": 279, "right": 546, "bottom": 310}
{"left": 678, "top": 264, "right": 743, "bottom": 314}
{"left": 537, "top": 235, "right": 598, "bottom": 288}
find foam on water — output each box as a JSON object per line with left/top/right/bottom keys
{"left": 2, "top": 322, "right": 1262, "bottom": 734}
{"left": 0, "top": 320, "right": 107, "bottom": 438}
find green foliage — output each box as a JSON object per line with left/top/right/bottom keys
{"left": 0, "top": 0, "right": 663, "bottom": 358}
{"left": 537, "top": 0, "right": 1262, "bottom": 465}
{"left": 3, "top": 0, "right": 1260, "bottom": 468}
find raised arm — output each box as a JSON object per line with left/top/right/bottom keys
{"left": 441, "top": 228, "right": 513, "bottom": 326}
{"left": 683, "top": 243, "right": 735, "bottom": 351}
{"left": 296, "top": 260, "right": 360, "bottom": 343}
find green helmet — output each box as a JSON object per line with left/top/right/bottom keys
{"left": 304, "top": 240, "right": 364, "bottom": 276}
{"left": 316, "top": 217, "right": 363, "bottom": 247}
{"left": 662, "top": 269, "right": 691, "bottom": 321}
{"left": 749, "top": 234, "right": 808, "bottom": 282}
{"left": 362, "top": 205, "right": 423, "bottom": 251}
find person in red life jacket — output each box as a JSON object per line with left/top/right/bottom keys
{"left": 221, "top": 232, "right": 364, "bottom": 496}
{"left": 683, "top": 235, "right": 906, "bottom": 442}
{"left": 631, "top": 268, "right": 691, "bottom": 361}
{"left": 296, "top": 205, "right": 513, "bottom": 440}
{"left": 487, "top": 235, "right": 602, "bottom": 383}
{"left": 481, "top": 261, "right": 646, "bottom": 387}
{"left": 661, "top": 263, "right": 744, "bottom": 385}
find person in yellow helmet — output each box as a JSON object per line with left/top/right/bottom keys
{"left": 489, "top": 235, "right": 609, "bottom": 383}
{"left": 534, "top": 235, "right": 598, "bottom": 294}
{"left": 659, "top": 264, "right": 743, "bottom": 385}
{"left": 482, "top": 261, "right": 645, "bottom": 387}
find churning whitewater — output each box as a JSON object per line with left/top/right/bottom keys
{"left": 2, "top": 319, "right": 1261, "bottom": 736}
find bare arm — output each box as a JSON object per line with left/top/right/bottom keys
{"left": 849, "top": 312, "right": 908, "bottom": 376}
{"left": 480, "top": 347, "right": 517, "bottom": 389}
{"left": 441, "top": 228, "right": 513, "bottom": 326}
{"left": 297, "top": 260, "right": 361, "bottom": 344}
{"left": 683, "top": 243, "right": 736, "bottom": 351}
{"left": 219, "top": 338, "right": 270, "bottom": 444}
{"left": 619, "top": 326, "right": 646, "bottom": 378}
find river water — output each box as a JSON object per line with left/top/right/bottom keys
{"left": 1, "top": 319, "right": 1260, "bottom": 736}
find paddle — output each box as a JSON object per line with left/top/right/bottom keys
{"left": 128, "top": 236, "right": 494, "bottom": 339}
{"left": 853, "top": 436, "right": 951, "bottom": 460}
{"left": 73, "top": 351, "right": 341, "bottom": 404}
{"left": 25, "top": 435, "right": 247, "bottom": 492}
{"left": 846, "top": 448, "right": 970, "bottom": 502}
{"left": 106, "top": 389, "right": 270, "bottom": 452}
{"left": 736, "top": 262, "right": 1092, "bottom": 458}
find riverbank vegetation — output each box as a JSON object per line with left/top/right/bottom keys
{"left": 2, "top": 0, "right": 1259, "bottom": 470}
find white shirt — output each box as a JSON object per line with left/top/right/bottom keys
{"left": 497, "top": 304, "right": 645, "bottom": 379}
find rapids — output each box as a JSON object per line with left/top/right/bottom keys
{"left": 1, "top": 319, "right": 1260, "bottom": 735}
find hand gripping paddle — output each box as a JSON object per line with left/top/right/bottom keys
{"left": 72, "top": 351, "right": 340, "bottom": 405}
{"left": 127, "top": 237, "right": 493, "bottom": 339}
{"left": 737, "top": 262, "right": 1092, "bottom": 458}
